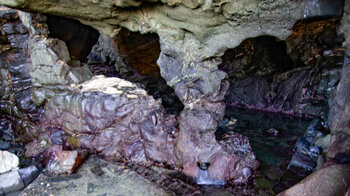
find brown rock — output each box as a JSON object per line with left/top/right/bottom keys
{"left": 278, "top": 164, "right": 350, "bottom": 196}
{"left": 43, "top": 145, "right": 88, "bottom": 174}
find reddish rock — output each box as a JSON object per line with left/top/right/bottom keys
{"left": 43, "top": 145, "right": 88, "bottom": 174}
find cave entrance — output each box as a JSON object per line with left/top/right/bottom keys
{"left": 217, "top": 18, "right": 343, "bottom": 193}
{"left": 87, "top": 28, "right": 184, "bottom": 114}
{"left": 46, "top": 15, "right": 184, "bottom": 114}
{"left": 46, "top": 15, "right": 100, "bottom": 63}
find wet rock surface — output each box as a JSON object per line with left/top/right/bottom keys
{"left": 287, "top": 118, "right": 329, "bottom": 176}
{"left": 39, "top": 75, "right": 257, "bottom": 182}
{"left": 218, "top": 107, "right": 313, "bottom": 193}
{"left": 222, "top": 19, "right": 344, "bottom": 118}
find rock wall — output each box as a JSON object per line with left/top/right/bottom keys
{"left": 327, "top": 0, "right": 350, "bottom": 159}
{"left": 0, "top": 7, "right": 42, "bottom": 147}
{"left": 222, "top": 19, "right": 344, "bottom": 118}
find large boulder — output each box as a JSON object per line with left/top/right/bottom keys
{"left": 278, "top": 164, "right": 350, "bottom": 196}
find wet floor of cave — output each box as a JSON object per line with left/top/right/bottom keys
{"left": 218, "top": 106, "right": 313, "bottom": 194}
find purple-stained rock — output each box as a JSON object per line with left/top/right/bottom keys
{"left": 40, "top": 75, "right": 258, "bottom": 183}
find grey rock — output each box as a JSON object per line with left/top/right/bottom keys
{"left": 0, "top": 170, "right": 24, "bottom": 194}
{"left": 287, "top": 152, "right": 316, "bottom": 175}
{"left": 0, "top": 7, "right": 17, "bottom": 20}
{"left": 18, "top": 166, "right": 40, "bottom": 186}
{"left": 2, "top": 23, "right": 16, "bottom": 35}
{"left": 303, "top": 0, "right": 344, "bottom": 19}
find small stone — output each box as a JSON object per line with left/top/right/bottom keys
{"left": 18, "top": 166, "right": 40, "bottom": 186}
{"left": 287, "top": 152, "right": 316, "bottom": 175}
{"left": 2, "top": 23, "right": 16, "bottom": 35}
{"left": 40, "top": 140, "right": 47, "bottom": 146}
{"left": 0, "top": 150, "right": 19, "bottom": 173}
{"left": 309, "top": 146, "right": 321, "bottom": 155}
{"left": 263, "top": 128, "right": 279, "bottom": 137}
{"left": 43, "top": 145, "right": 88, "bottom": 174}
{"left": 0, "top": 170, "right": 24, "bottom": 194}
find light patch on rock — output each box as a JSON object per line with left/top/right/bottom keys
{"left": 73, "top": 75, "right": 148, "bottom": 97}
{"left": 0, "top": 150, "right": 19, "bottom": 173}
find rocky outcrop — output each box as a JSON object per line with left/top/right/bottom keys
{"left": 39, "top": 75, "right": 257, "bottom": 182}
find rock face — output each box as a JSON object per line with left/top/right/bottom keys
{"left": 327, "top": 0, "right": 350, "bottom": 161}
{"left": 222, "top": 19, "right": 343, "bottom": 117}
{"left": 278, "top": 164, "right": 350, "bottom": 196}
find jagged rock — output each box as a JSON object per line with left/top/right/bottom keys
{"left": 0, "top": 170, "right": 24, "bottom": 195}
{"left": 278, "top": 164, "right": 350, "bottom": 196}
{"left": 18, "top": 166, "right": 40, "bottom": 187}
{"left": 39, "top": 75, "right": 257, "bottom": 182}
{"left": 0, "top": 150, "right": 19, "bottom": 173}
{"left": 43, "top": 145, "right": 88, "bottom": 175}
{"left": 0, "top": 7, "right": 17, "bottom": 20}
{"left": 287, "top": 118, "right": 328, "bottom": 176}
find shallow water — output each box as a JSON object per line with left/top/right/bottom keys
{"left": 218, "top": 106, "right": 313, "bottom": 194}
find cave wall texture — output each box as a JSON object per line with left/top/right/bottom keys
{"left": 0, "top": 0, "right": 349, "bottom": 185}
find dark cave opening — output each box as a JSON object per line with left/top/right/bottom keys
{"left": 220, "top": 18, "right": 344, "bottom": 118}
{"left": 217, "top": 18, "right": 344, "bottom": 193}
{"left": 46, "top": 14, "right": 100, "bottom": 63}
{"left": 45, "top": 15, "right": 184, "bottom": 114}
{"left": 87, "top": 28, "right": 184, "bottom": 114}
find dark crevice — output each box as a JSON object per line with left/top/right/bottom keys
{"left": 46, "top": 14, "right": 100, "bottom": 62}
{"left": 220, "top": 18, "right": 344, "bottom": 118}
